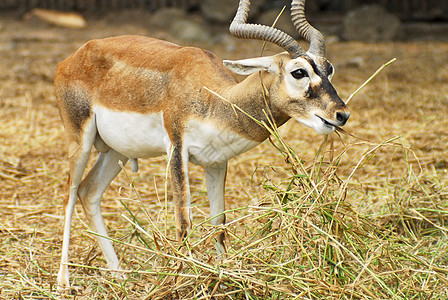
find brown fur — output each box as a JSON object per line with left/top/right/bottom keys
{"left": 55, "top": 35, "right": 349, "bottom": 288}
{"left": 55, "top": 36, "right": 292, "bottom": 145}
{"left": 55, "top": 35, "right": 349, "bottom": 242}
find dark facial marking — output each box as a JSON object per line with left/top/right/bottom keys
{"left": 300, "top": 55, "right": 342, "bottom": 105}
{"left": 303, "top": 55, "right": 322, "bottom": 77}
{"left": 306, "top": 83, "right": 317, "bottom": 99}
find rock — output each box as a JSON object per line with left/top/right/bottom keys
{"left": 343, "top": 5, "right": 402, "bottom": 42}
{"left": 149, "top": 8, "right": 211, "bottom": 43}
{"left": 403, "top": 22, "right": 448, "bottom": 41}
{"left": 102, "top": 9, "right": 154, "bottom": 27}
{"left": 214, "top": 33, "right": 237, "bottom": 51}
{"left": 169, "top": 19, "right": 211, "bottom": 43}
{"left": 200, "top": 0, "right": 238, "bottom": 23}
{"left": 31, "top": 9, "right": 87, "bottom": 29}
{"left": 150, "top": 8, "right": 187, "bottom": 29}
{"left": 346, "top": 56, "right": 365, "bottom": 68}
{"left": 200, "top": 0, "right": 264, "bottom": 23}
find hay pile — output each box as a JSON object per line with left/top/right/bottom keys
{"left": 0, "top": 14, "right": 447, "bottom": 299}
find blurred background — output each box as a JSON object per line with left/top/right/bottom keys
{"left": 1, "top": 0, "right": 447, "bottom": 41}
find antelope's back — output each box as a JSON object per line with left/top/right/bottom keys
{"left": 55, "top": 36, "right": 236, "bottom": 114}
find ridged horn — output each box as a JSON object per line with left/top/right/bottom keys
{"left": 291, "top": 0, "right": 326, "bottom": 56}
{"left": 230, "top": 0, "right": 305, "bottom": 58}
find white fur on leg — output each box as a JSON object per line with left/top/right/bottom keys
{"left": 58, "top": 147, "right": 95, "bottom": 289}
{"left": 205, "top": 162, "right": 227, "bottom": 254}
{"left": 78, "top": 150, "right": 129, "bottom": 277}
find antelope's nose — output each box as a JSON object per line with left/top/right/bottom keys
{"left": 336, "top": 111, "right": 350, "bottom": 126}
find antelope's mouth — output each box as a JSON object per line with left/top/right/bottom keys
{"left": 296, "top": 114, "right": 339, "bottom": 135}
{"left": 316, "top": 115, "right": 336, "bottom": 130}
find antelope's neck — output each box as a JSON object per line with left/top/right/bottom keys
{"left": 215, "top": 72, "right": 290, "bottom": 143}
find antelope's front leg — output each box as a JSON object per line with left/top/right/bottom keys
{"left": 205, "top": 162, "right": 228, "bottom": 254}
{"left": 169, "top": 143, "right": 192, "bottom": 241}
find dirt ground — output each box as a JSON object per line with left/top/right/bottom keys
{"left": 0, "top": 11, "right": 447, "bottom": 298}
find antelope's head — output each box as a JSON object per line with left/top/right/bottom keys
{"left": 224, "top": 0, "right": 349, "bottom": 135}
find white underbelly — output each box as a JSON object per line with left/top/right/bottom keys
{"left": 94, "top": 107, "right": 260, "bottom": 166}
{"left": 184, "top": 119, "right": 259, "bottom": 166}
{"left": 94, "top": 107, "right": 169, "bottom": 158}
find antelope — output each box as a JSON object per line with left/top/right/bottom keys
{"left": 55, "top": 0, "right": 349, "bottom": 289}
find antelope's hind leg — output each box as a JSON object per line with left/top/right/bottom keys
{"left": 57, "top": 119, "right": 97, "bottom": 290}
{"left": 77, "top": 148, "right": 128, "bottom": 276}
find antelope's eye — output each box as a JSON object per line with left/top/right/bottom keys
{"left": 291, "top": 69, "right": 308, "bottom": 80}
{"left": 327, "top": 64, "right": 334, "bottom": 76}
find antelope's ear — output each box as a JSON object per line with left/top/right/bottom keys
{"left": 223, "top": 56, "right": 277, "bottom": 75}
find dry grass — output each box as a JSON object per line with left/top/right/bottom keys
{"left": 1, "top": 12, "right": 448, "bottom": 299}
